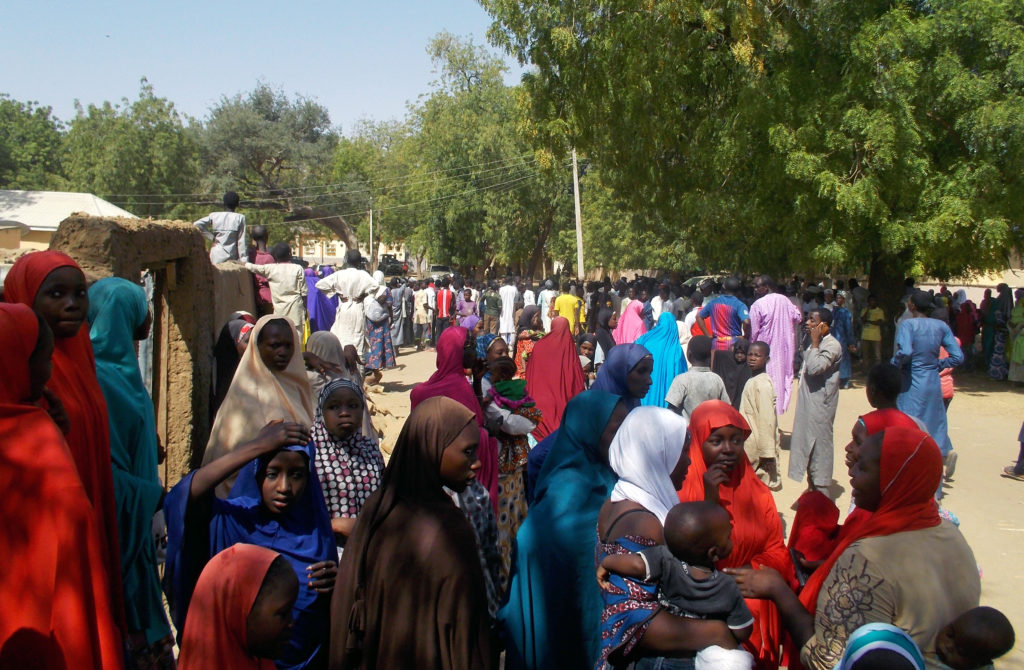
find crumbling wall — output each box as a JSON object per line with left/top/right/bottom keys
{"left": 213, "top": 260, "right": 257, "bottom": 338}
{"left": 50, "top": 216, "right": 215, "bottom": 487}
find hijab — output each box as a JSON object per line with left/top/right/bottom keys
{"left": 608, "top": 407, "right": 689, "bottom": 524}
{"left": 88, "top": 277, "right": 170, "bottom": 642}
{"left": 711, "top": 337, "right": 750, "bottom": 410}
{"left": 3, "top": 250, "right": 125, "bottom": 631}
{"left": 526, "top": 316, "right": 586, "bottom": 440}
{"left": 204, "top": 315, "right": 314, "bottom": 496}
{"left": 635, "top": 311, "right": 687, "bottom": 407}
{"left": 590, "top": 343, "right": 652, "bottom": 410}
{"left": 612, "top": 300, "right": 647, "bottom": 344}
{"left": 476, "top": 332, "right": 498, "bottom": 359}
{"left": 461, "top": 314, "right": 480, "bottom": 331}
{"left": 305, "top": 331, "right": 378, "bottom": 445}
{"left": 517, "top": 305, "right": 541, "bottom": 334}
{"left": 799, "top": 426, "right": 942, "bottom": 615}
{"left": 836, "top": 623, "right": 926, "bottom": 670}
{"left": 177, "top": 544, "right": 280, "bottom": 670}
{"left": 0, "top": 303, "right": 124, "bottom": 669}
{"left": 595, "top": 308, "right": 617, "bottom": 356}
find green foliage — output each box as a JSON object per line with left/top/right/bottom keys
{"left": 63, "top": 79, "right": 199, "bottom": 218}
{"left": 0, "top": 95, "right": 66, "bottom": 190}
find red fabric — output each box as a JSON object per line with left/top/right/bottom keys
{"left": 787, "top": 491, "right": 840, "bottom": 562}
{"left": 677, "top": 400, "right": 795, "bottom": 669}
{"left": 525, "top": 317, "right": 585, "bottom": 440}
{"left": 0, "top": 303, "right": 124, "bottom": 670}
{"left": 3, "top": 251, "right": 125, "bottom": 631}
{"left": 177, "top": 544, "right": 279, "bottom": 670}
{"left": 799, "top": 426, "right": 942, "bottom": 616}
{"left": 860, "top": 408, "right": 920, "bottom": 435}
{"left": 955, "top": 303, "right": 978, "bottom": 345}
{"left": 410, "top": 326, "right": 498, "bottom": 506}
{"left": 939, "top": 341, "right": 958, "bottom": 399}
{"left": 690, "top": 314, "right": 711, "bottom": 337}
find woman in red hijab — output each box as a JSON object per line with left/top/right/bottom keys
{"left": 526, "top": 316, "right": 585, "bottom": 440}
{"left": 3, "top": 250, "right": 124, "bottom": 630}
{"left": 728, "top": 427, "right": 980, "bottom": 669}
{"left": 0, "top": 303, "right": 124, "bottom": 669}
{"left": 677, "top": 400, "right": 795, "bottom": 669}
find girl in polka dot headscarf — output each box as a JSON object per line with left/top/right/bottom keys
{"left": 312, "top": 378, "right": 385, "bottom": 554}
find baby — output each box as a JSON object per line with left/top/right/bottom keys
{"left": 599, "top": 501, "right": 754, "bottom": 665}
{"left": 934, "top": 606, "right": 1015, "bottom": 670}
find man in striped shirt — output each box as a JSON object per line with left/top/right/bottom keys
{"left": 434, "top": 277, "right": 456, "bottom": 345}
{"left": 698, "top": 276, "right": 751, "bottom": 352}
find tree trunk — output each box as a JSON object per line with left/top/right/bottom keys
{"left": 285, "top": 206, "right": 359, "bottom": 253}
{"left": 526, "top": 212, "right": 555, "bottom": 279}
{"left": 868, "top": 252, "right": 912, "bottom": 359}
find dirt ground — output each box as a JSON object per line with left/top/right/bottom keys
{"left": 371, "top": 344, "right": 1024, "bottom": 667}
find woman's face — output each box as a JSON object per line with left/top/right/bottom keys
{"left": 258, "top": 322, "right": 295, "bottom": 371}
{"left": 669, "top": 434, "right": 692, "bottom": 490}
{"left": 845, "top": 420, "right": 868, "bottom": 469}
{"left": 579, "top": 340, "right": 595, "bottom": 358}
{"left": 626, "top": 356, "right": 654, "bottom": 399}
{"left": 33, "top": 267, "right": 89, "bottom": 339}
{"left": 701, "top": 425, "right": 746, "bottom": 472}
{"left": 530, "top": 310, "right": 543, "bottom": 329}
{"left": 321, "top": 387, "right": 364, "bottom": 441}
{"left": 473, "top": 320, "right": 486, "bottom": 336}
{"left": 598, "top": 401, "right": 629, "bottom": 459}
{"left": 486, "top": 338, "right": 509, "bottom": 363}
{"left": 850, "top": 434, "right": 883, "bottom": 511}
{"left": 260, "top": 450, "right": 309, "bottom": 515}
{"left": 607, "top": 312, "right": 619, "bottom": 329}
{"left": 439, "top": 421, "right": 481, "bottom": 492}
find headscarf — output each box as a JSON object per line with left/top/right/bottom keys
{"left": 860, "top": 408, "right": 920, "bottom": 436}
{"left": 608, "top": 407, "right": 689, "bottom": 524}
{"left": 517, "top": 305, "right": 541, "bottom": 334}
{"left": 87, "top": 278, "right": 171, "bottom": 644}
{"left": 461, "top": 314, "right": 480, "bottom": 331}
{"left": 372, "top": 270, "right": 385, "bottom": 286}
{"left": 330, "top": 398, "right": 491, "bottom": 668}
{"left": 177, "top": 544, "right": 280, "bottom": 670}
{"left": 305, "top": 331, "right": 378, "bottom": 444}
{"left": 526, "top": 316, "right": 586, "bottom": 440}
{"left": 203, "top": 315, "right": 314, "bottom": 496}
{"left": 0, "top": 303, "right": 124, "bottom": 669}
{"left": 476, "top": 332, "right": 499, "bottom": 359}
{"left": 2, "top": 249, "right": 125, "bottom": 631}
{"left": 166, "top": 439, "right": 336, "bottom": 668}
{"left": 411, "top": 326, "right": 498, "bottom": 504}
{"left": 311, "top": 377, "right": 384, "bottom": 521}
{"left": 613, "top": 300, "right": 647, "bottom": 344}
{"left": 836, "top": 623, "right": 926, "bottom": 670}
{"left": 799, "top": 426, "right": 942, "bottom": 615}
{"left": 635, "top": 311, "right": 687, "bottom": 407}
{"left": 501, "top": 391, "right": 623, "bottom": 669}
{"left": 591, "top": 342, "right": 652, "bottom": 410}
{"left": 595, "top": 308, "right": 617, "bottom": 357}
{"left": 952, "top": 289, "right": 967, "bottom": 310}
{"left": 213, "top": 311, "right": 257, "bottom": 416}
{"left": 711, "top": 337, "right": 750, "bottom": 410}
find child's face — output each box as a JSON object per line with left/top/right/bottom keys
{"left": 732, "top": 346, "right": 747, "bottom": 364}
{"left": 260, "top": 450, "right": 309, "bottom": 515}
{"left": 935, "top": 616, "right": 994, "bottom": 670}
{"left": 746, "top": 346, "right": 768, "bottom": 373}
{"left": 709, "top": 515, "right": 734, "bottom": 563}
{"left": 580, "top": 340, "right": 595, "bottom": 358}
{"left": 322, "top": 387, "right": 364, "bottom": 440}
{"left": 489, "top": 363, "right": 512, "bottom": 383}
{"left": 246, "top": 570, "right": 299, "bottom": 659}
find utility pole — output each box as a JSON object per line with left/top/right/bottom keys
{"left": 572, "top": 148, "right": 584, "bottom": 280}
{"left": 368, "top": 208, "right": 374, "bottom": 272}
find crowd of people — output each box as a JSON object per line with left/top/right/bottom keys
{"left": 2, "top": 222, "right": 1022, "bottom": 670}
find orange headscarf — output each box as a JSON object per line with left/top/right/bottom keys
{"left": 3, "top": 250, "right": 124, "bottom": 631}
{"left": 678, "top": 400, "right": 795, "bottom": 670}
{"left": 799, "top": 426, "right": 942, "bottom": 615}
{"left": 178, "top": 544, "right": 281, "bottom": 670}
{"left": 0, "top": 303, "right": 124, "bottom": 669}
{"left": 526, "top": 316, "right": 585, "bottom": 440}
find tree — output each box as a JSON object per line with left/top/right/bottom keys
{"left": 481, "top": 0, "right": 1024, "bottom": 303}
{"left": 64, "top": 79, "right": 199, "bottom": 217}
{"left": 0, "top": 95, "right": 66, "bottom": 190}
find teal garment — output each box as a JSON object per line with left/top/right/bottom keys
{"left": 835, "top": 623, "right": 926, "bottom": 669}
{"left": 88, "top": 277, "right": 170, "bottom": 644}
{"left": 636, "top": 311, "right": 687, "bottom": 407}
{"left": 501, "top": 390, "right": 623, "bottom": 670}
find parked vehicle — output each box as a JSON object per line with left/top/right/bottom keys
{"left": 379, "top": 254, "right": 408, "bottom": 276}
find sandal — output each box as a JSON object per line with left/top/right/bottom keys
{"left": 1002, "top": 466, "right": 1024, "bottom": 481}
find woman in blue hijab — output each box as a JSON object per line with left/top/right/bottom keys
{"left": 88, "top": 277, "right": 174, "bottom": 665}
{"left": 501, "top": 390, "right": 629, "bottom": 670}
{"left": 165, "top": 420, "right": 337, "bottom": 669}
{"left": 635, "top": 312, "right": 687, "bottom": 407}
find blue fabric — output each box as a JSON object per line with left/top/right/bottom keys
{"left": 477, "top": 333, "right": 498, "bottom": 359}
{"left": 165, "top": 441, "right": 337, "bottom": 669}
{"left": 892, "top": 318, "right": 963, "bottom": 457}
{"left": 592, "top": 343, "right": 652, "bottom": 411}
{"left": 635, "top": 313, "right": 687, "bottom": 407}
{"left": 525, "top": 430, "right": 557, "bottom": 505}
{"left": 832, "top": 306, "right": 854, "bottom": 381}
{"left": 501, "top": 391, "right": 623, "bottom": 670}
{"left": 641, "top": 300, "right": 655, "bottom": 330}
{"left": 306, "top": 268, "right": 338, "bottom": 332}
{"left": 88, "top": 278, "right": 170, "bottom": 644}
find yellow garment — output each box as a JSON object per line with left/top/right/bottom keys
{"left": 203, "top": 314, "right": 314, "bottom": 496}
{"left": 553, "top": 293, "right": 585, "bottom": 332}
{"left": 861, "top": 306, "right": 884, "bottom": 341}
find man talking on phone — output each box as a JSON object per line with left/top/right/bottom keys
{"left": 788, "top": 308, "right": 843, "bottom": 492}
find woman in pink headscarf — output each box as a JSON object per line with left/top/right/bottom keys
{"left": 612, "top": 300, "right": 647, "bottom": 345}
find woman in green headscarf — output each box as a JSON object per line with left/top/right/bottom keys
{"left": 88, "top": 277, "right": 174, "bottom": 667}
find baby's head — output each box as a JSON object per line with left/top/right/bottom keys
{"left": 488, "top": 356, "right": 517, "bottom": 383}
{"left": 935, "top": 606, "right": 1015, "bottom": 669}
{"left": 663, "top": 502, "right": 733, "bottom": 567}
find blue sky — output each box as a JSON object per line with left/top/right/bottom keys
{"left": 3, "top": 0, "right": 526, "bottom": 132}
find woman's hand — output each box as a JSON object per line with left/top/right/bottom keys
{"left": 253, "top": 420, "right": 310, "bottom": 453}
{"left": 342, "top": 345, "right": 361, "bottom": 375}
{"left": 723, "top": 566, "right": 786, "bottom": 600}
{"left": 703, "top": 463, "right": 730, "bottom": 503}
{"left": 306, "top": 560, "right": 338, "bottom": 593}
{"left": 303, "top": 351, "right": 343, "bottom": 376}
